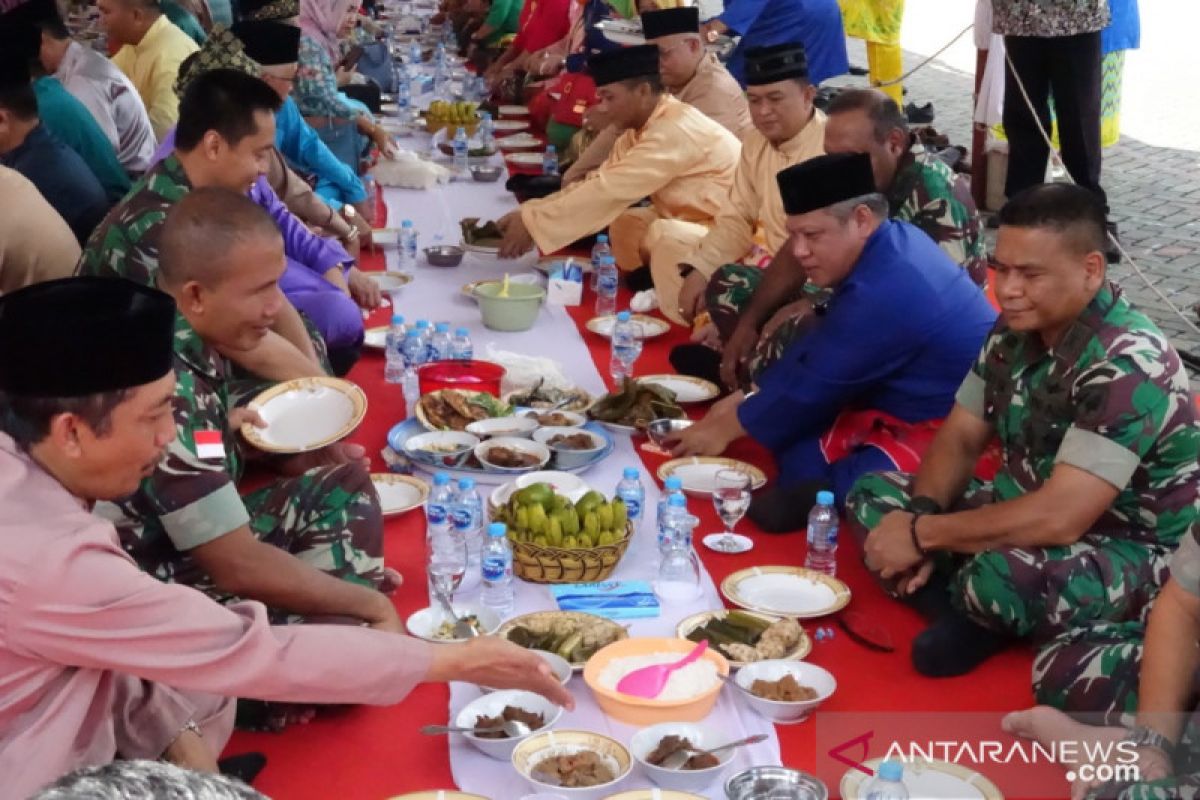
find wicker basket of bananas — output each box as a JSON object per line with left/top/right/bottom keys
{"left": 492, "top": 482, "right": 633, "bottom": 584}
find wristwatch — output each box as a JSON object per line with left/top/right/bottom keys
{"left": 908, "top": 496, "right": 943, "bottom": 516}
{"left": 1124, "top": 726, "right": 1175, "bottom": 760}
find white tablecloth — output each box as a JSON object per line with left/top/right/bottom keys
{"left": 381, "top": 134, "right": 779, "bottom": 800}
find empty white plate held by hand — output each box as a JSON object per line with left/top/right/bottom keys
{"left": 241, "top": 377, "right": 367, "bottom": 454}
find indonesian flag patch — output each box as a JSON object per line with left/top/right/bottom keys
{"left": 194, "top": 430, "right": 225, "bottom": 460}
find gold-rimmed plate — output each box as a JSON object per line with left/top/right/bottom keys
{"left": 585, "top": 314, "right": 671, "bottom": 339}
{"left": 533, "top": 255, "right": 592, "bottom": 275}
{"left": 242, "top": 377, "right": 367, "bottom": 454}
{"left": 495, "top": 610, "right": 628, "bottom": 670}
{"left": 386, "top": 794, "right": 490, "bottom": 800}
{"left": 675, "top": 608, "right": 811, "bottom": 667}
{"left": 461, "top": 241, "right": 501, "bottom": 255}
{"left": 368, "top": 272, "right": 413, "bottom": 292}
{"left": 364, "top": 325, "right": 388, "bottom": 350}
{"left": 638, "top": 374, "right": 720, "bottom": 403}
{"left": 371, "top": 473, "right": 429, "bottom": 517}
{"left": 721, "top": 566, "right": 851, "bottom": 619}
{"left": 840, "top": 758, "right": 1004, "bottom": 800}
{"left": 505, "top": 151, "right": 544, "bottom": 167}
{"left": 656, "top": 457, "right": 767, "bottom": 497}
{"left": 492, "top": 118, "right": 530, "bottom": 132}
{"left": 498, "top": 104, "right": 530, "bottom": 116}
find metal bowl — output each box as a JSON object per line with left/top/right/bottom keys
{"left": 424, "top": 245, "right": 465, "bottom": 267}
{"left": 470, "top": 165, "right": 503, "bottom": 182}
{"left": 647, "top": 417, "right": 693, "bottom": 448}
{"left": 725, "top": 766, "right": 828, "bottom": 800}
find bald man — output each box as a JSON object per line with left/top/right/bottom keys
{"left": 562, "top": 7, "right": 751, "bottom": 187}
{"left": 101, "top": 0, "right": 199, "bottom": 138}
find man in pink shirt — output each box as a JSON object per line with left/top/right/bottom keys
{"left": 0, "top": 282, "right": 570, "bottom": 796}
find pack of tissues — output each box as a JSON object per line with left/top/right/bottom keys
{"left": 546, "top": 258, "right": 584, "bottom": 306}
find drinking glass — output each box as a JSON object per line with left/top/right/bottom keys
{"left": 426, "top": 528, "right": 468, "bottom": 604}
{"left": 712, "top": 469, "right": 752, "bottom": 552}
{"left": 655, "top": 514, "right": 702, "bottom": 603}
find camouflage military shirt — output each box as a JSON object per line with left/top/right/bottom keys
{"left": 991, "top": 0, "right": 1111, "bottom": 38}
{"left": 955, "top": 281, "right": 1200, "bottom": 548}
{"left": 76, "top": 155, "right": 191, "bottom": 284}
{"left": 887, "top": 142, "right": 988, "bottom": 289}
{"left": 96, "top": 312, "right": 250, "bottom": 583}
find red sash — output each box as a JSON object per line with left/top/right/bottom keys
{"left": 819, "top": 409, "right": 1001, "bottom": 481}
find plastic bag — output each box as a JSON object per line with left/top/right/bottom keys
{"left": 483, "top": 343, "right": 574, "bottom": 395}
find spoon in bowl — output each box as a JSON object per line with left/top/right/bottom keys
{"left": 616, "top": 640, "right": 709, "bottom": 699}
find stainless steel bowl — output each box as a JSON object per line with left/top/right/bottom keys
{"left": 725, "top": 766, "right": 828, "bottom": 800}
{"left": 470, "top": 165, "right": 503, "bottom": 182}
{"left": 646, "top": 417, "right": 693, "bottom": 447}
{"left": 424, "top": 245, "right": 465, "bottom": 267}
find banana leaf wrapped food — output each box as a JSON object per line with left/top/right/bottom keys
{"left": 587, "top": 378, "right": 685, "bottom": 430}
{"left": 460, "top": 217, "right": 504, "bottom": 248}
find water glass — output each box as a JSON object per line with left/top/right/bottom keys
{"left": 426, "top": 528, "right": 467, "bottom": 602}
{"left": 712, "top": 469, "right": 752, "bottom": 552}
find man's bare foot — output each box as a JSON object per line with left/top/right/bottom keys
{"left": 1003, "top": 706, "right": 1126, "bottom": 765}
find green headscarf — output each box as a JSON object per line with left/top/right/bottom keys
{"left": 174, "top": 25, "right": 262, "bottom": 98}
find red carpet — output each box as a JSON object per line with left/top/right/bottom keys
{"left": 223, "top": 246, "right": 1036, "bottom": 799}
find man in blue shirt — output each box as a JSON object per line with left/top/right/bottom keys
{"left": 667, "top": 152, "right": 996, "bottom": 518}
{"left": 0, "top": 69, "right": 110, "bottom": 245}
{"left": 701, "top": 0, "right": 849, "bottom": 86}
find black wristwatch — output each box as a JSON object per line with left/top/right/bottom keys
{"left": 1125, "top": 726, "right": 1175, "bottom": 760}
{"left": 908, "top": 496, "right": 943, "bottom": 516}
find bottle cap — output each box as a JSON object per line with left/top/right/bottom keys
{"left": 546, "top": 145, "right": 556, "bottom": 152}
{"left": 816, "top": 490, "right": 835, "bottom": 507}
{"left": 401, "top": 219, "right": 413, "bottom": 228}
{"left": 877, "top": 760, "right": 904, "bottom": 781}
{"left": 405, "top": 329, "right": 420, "bottom": 337}
{"left": 456, "top": 126, "right": 465, "bottom": 135}
{"left": 665, "top": 476, "right": 682, "bottom": 490}
{"left": 416, "top": 320, "right": 430, "bottom": 329}
{"left": 616, "top": 311, "right": 631, "bottom": 322}
{"left": 623, "top": 467, "right": 638, "bottom": 479}
{"left": 433, "top": 472, "right": 450, "bottom": 485}
{"left": 669, "top": 494, "right": 687, "bottom": 507}
{"left": 435, "top": 322, "right": 450, "bottom": 332}
{"left": 391, "top": 313, "right": 404, "bottom": 324}
{"left": 458, "top": 477, "right": 475, "bottom": 490}
{"left": 455, "top": 327, "right": 470, "bottom": 336}
{"left": 597, "top": 234, "right": 608, "bottom": 243}
{"left": 487, "top": 522, "right": 506, "bottom": 538}
{"left": 602, "top": 256, "right": 616, "bottom": 264}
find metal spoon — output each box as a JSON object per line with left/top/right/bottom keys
{"left": 720, "top": 672, "right": 756, "bottom": 696}
{"left": 659, "top": 732, "right": 770, "bottom": 770}
{"left": 431, "top": 583, "right": 479, "bottom": 639}
{"left": 421, "top": 720, "right": 533, "bottom": 737}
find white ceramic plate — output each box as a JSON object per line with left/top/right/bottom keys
{"left": 364, "top": 325, "right": 388, "bottom": 350}
{"left": 371, "top": 473, "right": 429, "bottom": 517}
{"left": 496, "top": 133, "right": 540, "bottom": 150}
{"left": 720, "top": 566, "right": 851, "bottom": 619}
{"left": 585, "top": 314, "right": 671, "bottom": 339}
{"left": 405, "top": 603, "right": 502, "bottom": 643}
{"left": 533, "top": 255, "right": 592, "bottom": 275}
{"left": 638, "top": 374, "right": 720, "bottom": 403}
{"left": 701, "top": 532, "right": 754, "bottom": 554}
{"left": 596, "top": 18, "right": 645, "bottom": 45}
{"left": 498, "top": 104, "right": 530, "bottom": 116}
{"left": 369, "top": 272, "right": 413, "bottom": 292}
{"left": 840, "top": 758, "right": 1004, "bottom": 800}
{"left": 492, "top": 119, "right": 530, "bottom": 132}
{"left": 372, "top": 227, "right": 400, "bottom": 246}
{"left": 505, "top": 151, "right": 544, "bottom": 166}
{"left": 656, "top": 457, "right": 767, "bottom": 497}
{"left": 242, "top": 377, "right": 367, "bottom": 454}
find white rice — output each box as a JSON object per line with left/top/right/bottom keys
{"left": 599, "top": 652, "right": 719, "bottom": 701}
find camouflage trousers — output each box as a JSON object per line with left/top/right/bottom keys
{"left": 846, "top": 470, "right": 1172, "bottom": 647}
{"left": 704, "top": 264, "right": 818, "bottom": 383}
{"left": 178, "top": 463, "right": 386, "bottom": 623}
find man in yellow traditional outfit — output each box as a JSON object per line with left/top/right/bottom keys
{"left": 645, "top": 43, "right": 825, "bottom": 325}
{"left": 839, "top": 0, "right": 905, "bottom": 105}
{"left": 495, "top": 45, "right": 740, "bottom": 262}
{"left": 561, "top": 7, "right": 751, "bottom": 188}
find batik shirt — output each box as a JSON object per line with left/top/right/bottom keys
{"left": 295, "top": 34, "right": 358, "bottom": 119}
{"left": 96, "top": 313, "right": 249, "bottom": 584}
{"left": 887, "top": 142, "right": 988, "bottom": 289}
{"left": 991, "top": 0, "right": 1111, "bottom": 37}
{"left": 77, "top": 155, "right": 190, "bottom": 284}
{"left": 955, "top": 282, "right": 1200, "bottom": 548}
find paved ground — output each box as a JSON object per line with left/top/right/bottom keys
{"left": 826, "top": 36, "right": 1200, "bottom": 383}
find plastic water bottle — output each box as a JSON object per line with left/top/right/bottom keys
{"left": 656, "top": 475, "right": 684, "bottom": 556}
{"left": 384, "top": 313, "right": 407, "bottom": 384}
{"left": 655, "top": 496, "right": 700, "bottom": 602}
{"left": 542, "top": 145, "right": 559, "bottom": 176}
{"left": 408, "top": 39, "right": 422, "bottom": 66}
{"left": 479, "top": 111, "right": 495, "bottom": 150}
{"left": 863, "top": 761, "right": 909, "bottom": 800}
{"left": 413, "top": 319, "right": 432, "bottom": 361}
{"left": 452, "top": 126, "right": 469, "bottom": 173}
{"left": 395, "top": 70, "right": 411, "bottom": 117}
{"left": 441, "top": 19, "right": 455, "bottom": 48}
{"left": 480, "top": 522, "right": 514, "bottom": 618}
{"left": 615, "top": 467, "right": 645, "bottom": 531}
{"left": 590, "top": 234, "right": 611, "bottom": 290}
{"left": 425, "top": 472, "right": 454, "bottom": 539}
{"left": 450, "top": 326, "right": 473, "bottom": 360}
{"left": 403, "top": 326, "right": 427, "bottom": 367}
{"left": 595, "top": 256, "right": 618, "bottom": 317}
{"left": 435, "top": 40, "right": 446, "bottom": 67}
{"left": 401, "top": 219, "right": 418, "bottom": 269}
{"left": 452, "top": 478, "right": 484, "bottom": 568}
{"left": 609, "top": 310, "right": 642, "bottom": 382}
{"left": 433, "top": 57, "right": 447, "bottom": 96}
{"left": 430, "top": 322, "right": 453, "bottom": 361}
{"left": 804, "top": 490, "right": 839, "bottom": 576}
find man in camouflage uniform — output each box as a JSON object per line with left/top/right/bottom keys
{"left": 847, "top": 184, "right": 1199, "bottom": 683}
{"left": 97, "top": 187, "right": 400, "bottom": 634}
{"left": 701, "top": 88, "right": 986, "bottom": 388}
{"left": 77, "top": 68, "right": 331, "bottom": 382}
